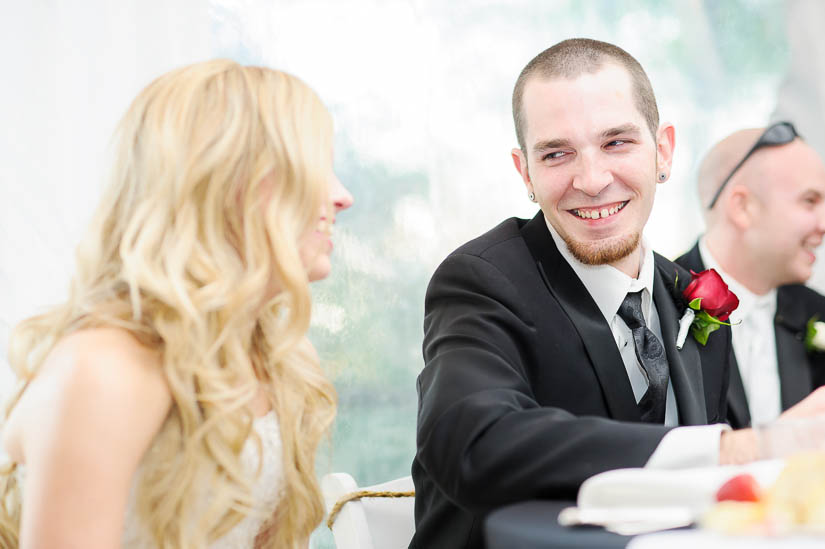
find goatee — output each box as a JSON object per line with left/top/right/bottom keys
{"left": 564, "top": 233, "right": 640, "bottom": 266}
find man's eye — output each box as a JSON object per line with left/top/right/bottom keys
{"left": 543, "top": 151, "right": 566, "bottom": 160}
{"left": 606, "top": 139, "right": 627, "bottom": 147}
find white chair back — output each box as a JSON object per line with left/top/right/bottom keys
{"left": 322, "top": 472, "right": 415, "bottom": 549}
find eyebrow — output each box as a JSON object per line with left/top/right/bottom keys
{"left": 602, "top": 124, "right": 642, "bottom": 138}
{"left": 531, "top": 124, "right": 644, "bottom": 154}
{"left": 532, "top": 138, "right": 571, "bottom": 153}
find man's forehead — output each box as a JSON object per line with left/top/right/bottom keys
{"left": 752, "top": 141, "right": 825, "bottom": 191}
{"left": 521, "top": 66, "right": 644, "bottom": 144}
{"left": 522, "top": 63, "right": 634, "bottom": 98}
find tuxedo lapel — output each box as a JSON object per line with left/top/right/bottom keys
{"left": 678, "top": 243, "right": 748, "bottom": 425}
{"left": 725, "top": 353, "right": 751, "bottom": 428}
{"left": 679, "top": 242, "right": 704, "bottom": 274}
{"left": 652, "top": 256, "right": 707, "bottom": 425}
{"left": 520, "top": 214, "right": 641, "bottom": 422}
{"left": 775, "top": 287, "right": 813, "bottom": 409}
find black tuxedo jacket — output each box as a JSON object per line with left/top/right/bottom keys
{"left": 411, "top": 214, "right": 732, "bottom": 549}
{"left": 676, "top": 241, "right": 825, "bottom": 429}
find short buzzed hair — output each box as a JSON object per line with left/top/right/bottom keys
{"left": 512, "top": 38, "right": 660, "bottom": 151}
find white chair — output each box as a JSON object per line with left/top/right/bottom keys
{"left": 321, "top": 472, "right": 415, "bottom": 549}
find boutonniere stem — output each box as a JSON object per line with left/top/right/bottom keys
{"left": 676, "top": 309, "right": 695, "bottom": 350}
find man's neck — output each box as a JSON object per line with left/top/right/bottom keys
{"left": 609, "top": 247, "right": 643, "bottom": 279}
{"left": 703, "top": 231, "right": 774, "bottom": 296}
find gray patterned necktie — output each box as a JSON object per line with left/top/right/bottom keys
{"left": 617, "top": 291, "right": 669, "bottom": 424}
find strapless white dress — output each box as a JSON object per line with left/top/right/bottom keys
{"left": 18, "top": 411, "right": 284, "bottom": 548}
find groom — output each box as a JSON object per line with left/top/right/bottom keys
{"left": 410, "top": 38, "right": 825, "bottom": 549}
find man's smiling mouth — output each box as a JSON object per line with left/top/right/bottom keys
{"left": 571, "top": 200, "right": 628, "bottom": 220}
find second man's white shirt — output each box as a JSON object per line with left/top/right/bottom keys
{"left": 699, "top": 237, "right": 781, "bottom": 425}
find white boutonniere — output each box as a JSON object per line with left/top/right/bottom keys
{"left": 805, "top": 316, "right": 825, "bottom": 352}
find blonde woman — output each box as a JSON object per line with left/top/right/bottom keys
{"left": 0, "top": 59, "right": 353, "bottom": 548}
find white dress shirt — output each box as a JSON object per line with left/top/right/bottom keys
{"left": 699, "top": 237, "right": 781, "bottom": 425}
{"left": 545, "top": 219, "right": 727, "bottom": 468}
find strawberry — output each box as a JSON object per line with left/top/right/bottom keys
{"left": 716, "top": 473, "right": 762, "bottom": 502}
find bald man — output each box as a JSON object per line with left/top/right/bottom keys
{"left": 676, "top": 122, "right": 825, "bottom": 429}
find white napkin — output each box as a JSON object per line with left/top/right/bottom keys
{"left": 628, "top": 530, "right": 824, "bottom": 548}
{"left": 559, "top": 459, "right": 785, "bottom": 535}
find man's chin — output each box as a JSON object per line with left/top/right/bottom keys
{"left": 771, "top": 257, "right": 812, "bottom": 286}
{"left": 564, "top": 234, "right": 640, "bottom": 266}
{"left": 787, "top": 266, "right": 813, "bottom": 286}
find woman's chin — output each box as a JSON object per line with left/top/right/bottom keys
{"left": 307, "top": 258, "right": 332, "bottom": 283}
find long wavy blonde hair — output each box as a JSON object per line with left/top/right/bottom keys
{"left": 0, "top": 59, "right": 337, "bottom": 548}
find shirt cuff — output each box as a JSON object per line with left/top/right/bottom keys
{"left": 644, "top": 424, "right": 732, "bottom": 469}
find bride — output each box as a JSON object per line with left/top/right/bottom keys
{"left": 0, "top": 59, "right": 353, "bottom": 548}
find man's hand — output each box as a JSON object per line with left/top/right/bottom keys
{"left": 778, "top": 386, "right": 825, "bottom": 421}
{"left": 719, "top": 428, "right": 759, "bottom": 465}
{"left": 720, "top": 388, "right": 825, "bottom": 464}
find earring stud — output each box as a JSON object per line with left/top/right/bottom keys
{"left": 528, "top": 191, "right": 536, "bottom": 202}
{"left": 658, "top": 172, "right": 667, "bottom": 182}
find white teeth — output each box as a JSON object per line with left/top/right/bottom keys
{"left": 574, "top": 201, "right": 626, "bottom": 220}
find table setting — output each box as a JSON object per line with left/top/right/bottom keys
{"left": 486, "top": 417, "right": 825, "bottom": 548}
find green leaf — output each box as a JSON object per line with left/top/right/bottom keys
{"left": 695, "top": 310, "right": 719, "bottom": 326}
{"left": 690, "top": 321, "right": 720, "bottom": 346}
{"left": 688, "top": 298, "right": 702, "bottom": 310}
{"left": 688, "top": 308, "right": 731, "bottom": 346}
{"left": 694, "top": 309, "right": 735, "bottom": 327}
{"left": 806, "top": 315, "right": 820, "bottom": 352}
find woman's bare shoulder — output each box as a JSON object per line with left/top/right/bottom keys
{"left": 48, "top": 326, "right": 163, "bottom": 370}
{"left": 36, "top": 327, "right": 170, "bottom": 418}
{"left": 3, "top": 327, "right": 172, "bottom": 464}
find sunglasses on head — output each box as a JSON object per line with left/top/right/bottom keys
{"left": 706, "top": 121, "right": 799, "bottom": 209}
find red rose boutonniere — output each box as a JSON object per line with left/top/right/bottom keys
{"left": 676, "top": 269, "right": 739, "bottom": 348}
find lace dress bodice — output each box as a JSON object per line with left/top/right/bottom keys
{"left": 123, "top": 411, "right": 284, "bottom": 547}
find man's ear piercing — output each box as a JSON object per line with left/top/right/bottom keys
{"left": 528, "top": 191, "right": 536, "bottom": 202}
{"left": 658, "top": 172, "right": 667, "bottom": 182}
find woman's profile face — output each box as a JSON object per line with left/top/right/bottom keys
{"left": 301, "top": 170, "right": 354, "bottom": 282}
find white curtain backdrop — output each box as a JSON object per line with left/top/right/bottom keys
{"left": 773, "top": 0, "right": 825, "bottom": 294}
{"left": 0, "top": 1, "right": 213, "bottom": 396}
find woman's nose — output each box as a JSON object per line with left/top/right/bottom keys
{"left": 331, "top": 174, "right": 354, "bottom": 212}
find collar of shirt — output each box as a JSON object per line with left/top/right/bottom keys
{"left": 698, "top": 236, "right": 777, "bottom": 322}
{"left": 544, "top": 216, "right": 656, "bottom": 324}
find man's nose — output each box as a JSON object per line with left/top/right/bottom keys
{"left": 571, "top": 154, "right": 612, "bottom": 197}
